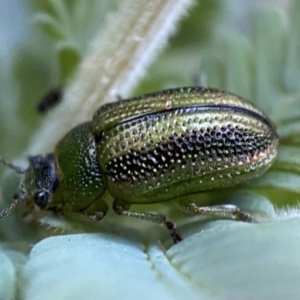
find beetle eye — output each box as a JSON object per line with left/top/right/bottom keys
{"left": 34, "top": 191, "right": 48, "bottom": 209}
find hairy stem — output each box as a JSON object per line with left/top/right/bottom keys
{"left": 27, "top": 0, "right": 195, "bottom": 155}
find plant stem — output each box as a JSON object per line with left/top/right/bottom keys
{"left": 27, "top": 0, "right": 195, "bottom": 155}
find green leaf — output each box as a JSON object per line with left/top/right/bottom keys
{"left": 56, "top": 43, "right": 80, "bottom": 82}
{"left": 18, "top": 219, "right": 300, "bottom": 299}
{"left": 284, "top": 0, "right": 300, "bottom": 92}
{"left": 34, "top": 13, "right": 66, "bottom": 40}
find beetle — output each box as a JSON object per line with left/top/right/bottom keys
{"left": 0, "top": 87, "right": 278, "bottom": 243}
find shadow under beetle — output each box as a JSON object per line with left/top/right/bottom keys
{"left": 0, "top": 87, "right": 278, "bottom": 243}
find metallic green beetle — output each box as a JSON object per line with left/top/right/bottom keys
{"left": 0, "top": 87, "right": 278, "bottom": 243}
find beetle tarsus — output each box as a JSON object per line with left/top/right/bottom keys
{"left": 113, "top": 202, "right": 183, "bottom": 243}
{"left": 232, "top": 209, "right": 257, "bottom": 223}
{"left": 187, "top": 203, "right": 257, "bottom": 223}
{"left": 165, "top": 220, "right": 183, "bottom": 243}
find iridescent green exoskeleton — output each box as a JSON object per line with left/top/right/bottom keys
{"left": 0, "top": 87, "right": 279, "bottom": 243}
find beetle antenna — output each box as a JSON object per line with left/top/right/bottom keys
{"left": 0, "top": 193, "right": 25, "bottom": 220}
{"left": 0, "top": 158, "right": 26, "bottom": 174}
{"left": 0, "top": 158, "right": 26, "bottom": 219}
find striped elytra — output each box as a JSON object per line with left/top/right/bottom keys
{"left": 93, "top": 87, "right": 278, "bottom": 204}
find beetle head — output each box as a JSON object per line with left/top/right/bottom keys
{"left": 0, "top": 154, "right": 59, "bottom": 219}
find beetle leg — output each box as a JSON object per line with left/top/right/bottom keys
{"left": 113, "top": 201, "right": 183, "bottom": 243}
{"left": 62, "top": 211, "right": 104, "bottom": 222}
{"left": 63, "top": 198, "right": 108, "bottom": 222}
{"left": 186, "top": 203, "right": 257, "bottom": 223}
